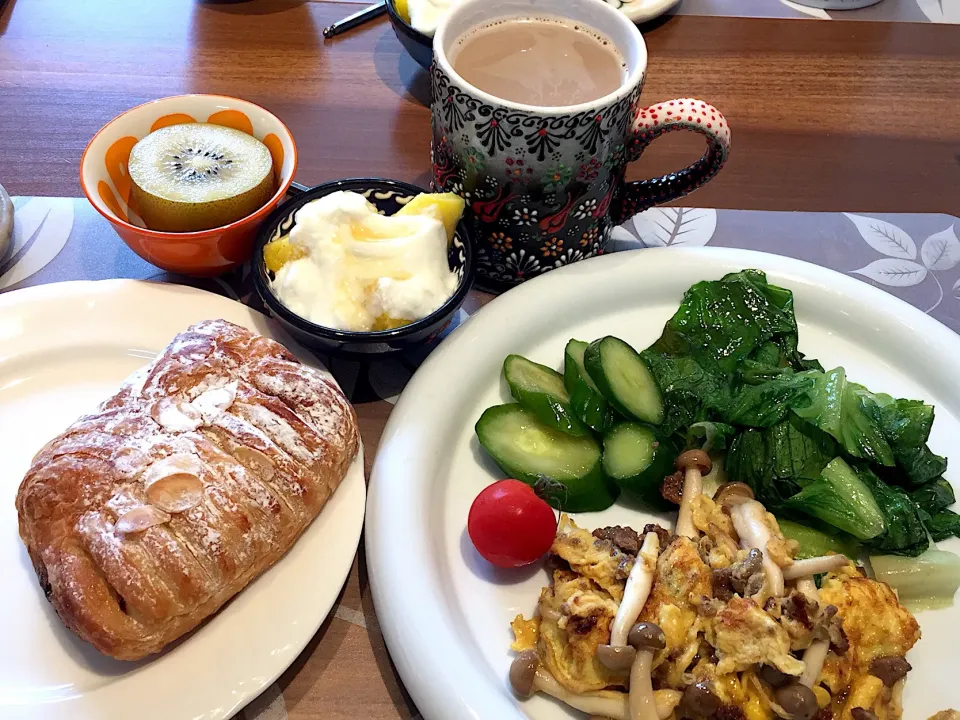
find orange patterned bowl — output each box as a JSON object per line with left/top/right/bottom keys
{"left": 80, "top": 94, "right": 298, "bottom": 276}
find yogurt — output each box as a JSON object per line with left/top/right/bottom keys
{"left": 270, "top": 191, "right": 458, "bottom": 332}
{"left": 407, "top": 0, "right": 461, "bottom": 36}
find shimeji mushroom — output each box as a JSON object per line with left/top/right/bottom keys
{"left": 608, "top": 531, "right": 660, "bottom": 647}
{"left": 782, "top": 554, "right": 849, "bottom": 581}
{"left": 510, "top": 650, "right": 681, "bottom": 719}
{"left": 595, "top": 622, "right": 667, "bottom": 720}
{"left": 796, "top": 576, "right": 828, "bottom": 692}
{"left": 729, "top": 499, "right": 785, "bottom": 597}
{"left": 675, "top": 450, "right": 712, "bottom": 539}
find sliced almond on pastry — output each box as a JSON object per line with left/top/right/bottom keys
{"left": 151, "top": 397, "right": 203, "bottom": 433}
{"left": 233, "top": 446, "right": 276, "bottom": 480}
{"left": 115, "top": 505, "right": 172, "bottom": 534}
{"left": 143, "top": 453, "right": 206, "bottom": 513}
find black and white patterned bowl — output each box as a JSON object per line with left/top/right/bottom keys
{"left": 386, "top": 0, "right": 432, "bottom": 70}
{"left": 253, "top": 178, "right": 475, "bottom": 357}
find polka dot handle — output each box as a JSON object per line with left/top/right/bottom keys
{"left": 613, "top": 98, "right": 731, "bottom": 223}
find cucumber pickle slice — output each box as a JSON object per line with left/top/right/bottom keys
{"left": 584, "top": 336, "right": 664, "bottom": 425}
{"left": 475, "top": 403, "right": 618, "bottom": 512}
{"left": 563, "top": 340, "right": 616, "bottom": 433}
{"left": 602, "top": 422, "right": 677, "bottom": 510}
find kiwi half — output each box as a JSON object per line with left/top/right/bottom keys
{"left": 128, "top": 123, "right": 277, "bottom": 233}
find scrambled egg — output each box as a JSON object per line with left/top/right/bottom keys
{"left": 551, "top": 514, "right": 633, "bottom": 602}
{"left": 530, "top": 516, "right": 633, "bottom": 693}
{"left": 512, "top": 515, "right": 927, "bottom": 720}
{"left": 639, "top": 536, "right": 712, "bottom": 687}
{"left": 817, "top": 567, "right": 921, "bottom": 719}
{"left": 712, "top": 671, "right": 777, "bottom": 720}
{"left": 706, "top": 596, "right": 806, "bottom": 676}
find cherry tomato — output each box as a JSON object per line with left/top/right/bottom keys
{"left": 468, "top": 479, "right": 557, "bottom": 568}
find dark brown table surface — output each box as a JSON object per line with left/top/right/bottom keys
{"left": 1, "top": 2, "right": 959, "bottom": 719}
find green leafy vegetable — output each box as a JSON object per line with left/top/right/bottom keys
{"left": 792, "top": 368, "right": 895, "bottom": 466}
{"left": 911, "top": 478, "right": 955, "bottom": 514}
{"left": 642, "top": 270, "right": 810, "bottom": 435}
{"left": 646, "top": 270, "right": 802, "bottom": 375}
{"left": 781, "top": 458, "right": 886, "bottom": 540}
{"left": 872, "top": 549, "right": 960, "bottom": 611}
{"left": 873, "top": 398, "right": 948, "bottom": 487}
{"left": 923, "top": 510, "right": 960, "bottom": 543}
{"left": 639, "top": 352, "right": 727, "bottom": 436}
{"left": 777, "top": 518, "right": 861, "bottom": 560}
{"left": 858, "top": 465, "right": 929, "bottom": 557}
{"left": 726, "top": 416, "right": 837, "bottom": 507}
{"left": 723, "top": 371, "right": 816, "bottom": 427}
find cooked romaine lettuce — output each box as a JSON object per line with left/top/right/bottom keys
{"left": 911, "top": 478, "right": 955, "bottom": 514}
{"left": 777, "top": 518, "right": 861, "bottom": 560}
{"left": 636, "top": 270, "right": 950, "bottom": 548}
{"left": 726, "top": 416, "right": 836, "bottom": 507}
{"left": 792, "top": 368, "right": 895, "bottom": 467}
{"left": 642, "top": 270, "right": 812, "bottom": 435}
{"left": 781, "top": 457, "right": 886, "bottom": 540}
{"left": 872, "top": 549, "right": 960, "bottom": 611}
{"left": 645, "top": 270, "right": 801, "bottom": 375}
{"left": 923, "top": 509, "right": 960, "bottom": 543}
{"left": 872, "top": 397, "right": 947, "bottom": 487}
{"left": 723, "top": 371, "right": 816, "bottom": 427}
{"left": 858, "top": 465, "right": 930, "bottom": 557}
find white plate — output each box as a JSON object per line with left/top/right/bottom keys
{"left": 617, "top": 0, "right": 681, "bottom": 24}
{"left": 367, "top": 248, "right": 960, "bottom": 720}
{"left": 0, "top": 280, "right": 365, "bottom": 720}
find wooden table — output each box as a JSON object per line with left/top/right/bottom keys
{"left": 1, "top": 2, "right": 959, "bottom": 719}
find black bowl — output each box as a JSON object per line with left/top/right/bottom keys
{"left": 386, "top": 0, "right": 433, "bottom": 70}
{"left": 253, "top": 178, "right": 475, "bottom": 357}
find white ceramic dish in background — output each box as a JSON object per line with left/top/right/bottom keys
{"left": 0, "top": 280, "right": 365, "bottom": 720}
{"left": 367, "top": 248, "right": 960, "bottom": 720}
{"left": 616, "top": 0, "right": 682, "bottom": 24}
{"left": 790, "top": 0, "right": 883, "bottom": 8}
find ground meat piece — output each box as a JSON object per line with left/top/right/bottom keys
{"left": 568, "top": 613, "right": 599, "bottom": 635}
{"left": 869, "top": 655, "right": 911, "bottom": 687}
{"left": 812, "top": 604, "right": 849, "bottom": 654}
{"left": 644, "top": 523, "right": 673, "bottom": 548}
{"left": 698, "top": 596, "right": 724, "bottom": 618}
{"left": 592, "top": 525, "right": 641, "bottom": 556}
{"left": 782, "top": 592, "right": 818, "bottom": 628}
{"left": 726, "top": 548, "right": 763, "bottom": 595}
{"left": 742, "top": 572, "right": 765, "bottom": 597}
{"left": 661, "top": 470, "right": 684, "bottom": 505}
{"left": 814, "top": 708, "right": 834, "bottom": 720}
{"left": 716, "top": 705, "right": 747, "bottom": 720}
{"left": 851, "top": 709, "right": 879, "bottom": 720}
{"left": 712, "top": 567, "right": 735, "bottom": 601}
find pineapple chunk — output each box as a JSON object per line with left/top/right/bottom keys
{"left": 372, "top": 314, "right": 410, "bottom": 331}
{"left": 393, "top": 0, "right": 410, "bottom": 23}
{"left": 396, "top": 192, "right": 465, "bottom": 244}
{"left": 263, "top": 235, "right": 306, "bottom": 273}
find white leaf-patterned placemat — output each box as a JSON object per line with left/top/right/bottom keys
{"left": 3, "top": 197, "right": 959, "bottom": 720}
{"left": 672, "top": 0, "right": 960, "bottom": 22}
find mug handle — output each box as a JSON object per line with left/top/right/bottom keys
{"left": 612, "top": 98, "right": 731, "bottom": 224}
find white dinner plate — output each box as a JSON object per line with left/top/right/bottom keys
{"left": 367, "top": 248, "right": 960, "bottom": 720}
{"left": 0, "top": 280, "right": 365, "bottom": 720}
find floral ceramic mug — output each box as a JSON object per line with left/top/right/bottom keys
{"left": 431, "top": 0, "right": 731, "bottom": 291}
